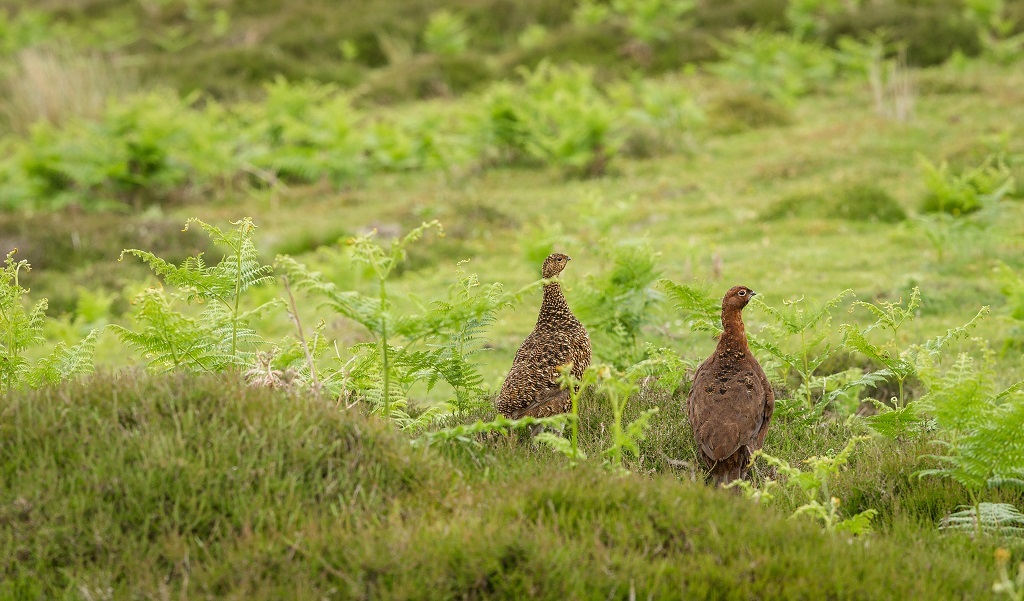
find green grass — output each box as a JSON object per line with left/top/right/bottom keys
{"left": 1, "top": 373, "right": 1020, "bottom": 599}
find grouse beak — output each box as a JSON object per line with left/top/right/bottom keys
{"left": 749, "top": 290, "right": 758, "bottom": 297}
{"left": 566, "top": 256, "right": 572, "bottom": 261}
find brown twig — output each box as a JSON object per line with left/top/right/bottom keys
{"left": 282, "top": 276, "right": 321, "bottom": 391}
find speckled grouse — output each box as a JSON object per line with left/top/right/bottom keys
{"left": 495, "top": 253, "right": 592, "bottom": 419}
{"left": 687, "top": 285, "right": 775, "bottom": 486}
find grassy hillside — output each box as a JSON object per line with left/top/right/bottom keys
{"left": 0, "top": 374, "right": 1016, "bottom": 599}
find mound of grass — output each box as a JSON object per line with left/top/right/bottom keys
{"left": 0, "top": 373, "right": 443, "bottom": 598}
{"left": 0, "top": 373, "right": 1013, "bottom": 598}
{"left": 762, "top": 184, "right": 906, "bottom": 223}
{"left": 760, "top": 191, "right": 824, "bottom": 220}
{"left": 832, "top": 183, "right": 908, "bottom": 222}
{"left": 707, "top": 90, "right": 793, "bottom": 134}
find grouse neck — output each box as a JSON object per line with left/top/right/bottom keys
{"left": 719, "top": 306, "right": 750, "bottom": 353}
{"left": 540, "top": 280, "right": 570, "bottom": 316}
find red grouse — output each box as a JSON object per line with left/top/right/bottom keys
{"left": 496, "top": 253, "right": 591, "bottom": 419}
{"left": 687, "top": 285, "right": 775, "bottom": 486}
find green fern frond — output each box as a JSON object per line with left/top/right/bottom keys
{"left": 834, "top": 509, "right": 879, "bottom": 536}
{"left": 841, "top": 324, "right": 915, "bottom": 379}
{"left": 3, "top": 250, "right": 102, "bottom": 391}
{"left": 749, "top": 337, "right": 799, "bottom": 370}
{"left": 853, "top": 286, "right": 920, "bottom": 335}
{"left": 26, "top": 328, "right": 100, "bottom": 387}
{"left": 277, "top": 256, "right": 383, "bottom": 333}
{"left": 939, "top": 503, "right": 1024, "bottom": 537}
{"left": 914, "top": 341, "right": 1024, "bottom": 502}
{"left": 119, "top": 249, "right": 226, "bottom": 302}
{"left": 825, "top": 369, "right": 893, "bottom": 405}
{"left": 920, "top": 307, "right": 989, "bottom": 354}
{"left": 863, "top": 401, "right": 923, "bottom": 438}
{"left": 624, "top": 345, "right": 690, "bottom": 391}
{"left": 534, "top": 431, "right": 588, "bottom": 460}
{"left": 915, "top": 352, "right": 996, "bottom": 435}
{"left": 417, "top": 413, "right": 572, "bottom": 446}
{"left": 613, "top": 406, "right": 659, "bottom": 458}
{"left": 118, "top": 218, "right": 277, "bottom": 370}
{"left": 757, "top": 289, "right": 853, "bottom": 334}
{"left": 659, "top": 278, "right": 720, "bottom": 332}
{"left": 110, "top": 288, "right": 223, "bottom": 371}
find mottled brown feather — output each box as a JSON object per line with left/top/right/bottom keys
{"left": 496, "top": 253, "right": 592, "bottom": 419}
{"left": 686, "top": 285, "right": 775, "bottom": 486}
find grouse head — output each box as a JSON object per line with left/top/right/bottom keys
{"left": 722, "top": 285, "right": 757, "bottom": 311}
{"left": 542, "top": 253, "right": 572, "bottom": 279}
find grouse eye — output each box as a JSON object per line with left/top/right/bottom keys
{"left": 738, "top": 290, "right": 747, "bottom": 297}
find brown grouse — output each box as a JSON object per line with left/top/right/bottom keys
{"left": 687, "top": 285, "right": 775, "bottom": 486}
{"left": 496, "top": 253, "right": 592, "bottom": 419}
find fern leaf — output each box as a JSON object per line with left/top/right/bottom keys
{"left": 417, "top": 413, "right": 572, "bottom": 446}
{"left": 920, "top": 306, "right": 989, "bottom": 354}
{"left": 659, "top": 278, "right": 720, "bottom": 332}
{"left": 939, "top": 503, "right": 1024, "bottom": 537}
{"left": 834, "top": 509, "right": 879, "bottom": 536}
{"left": 26, "top": 328, "right": 100, "bottom": 387}
{"left": 825, "top": 369, "right": 893, "bottom": 404}
{"left": 862, "top": 401, "right": 923, "bottom": 438}
{"left": 534, "top": 431, "right": 587, "bottom": 460}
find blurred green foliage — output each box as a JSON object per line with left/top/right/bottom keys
{"left": 1, "top": 0, "right": 1014, "bottom": 105}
